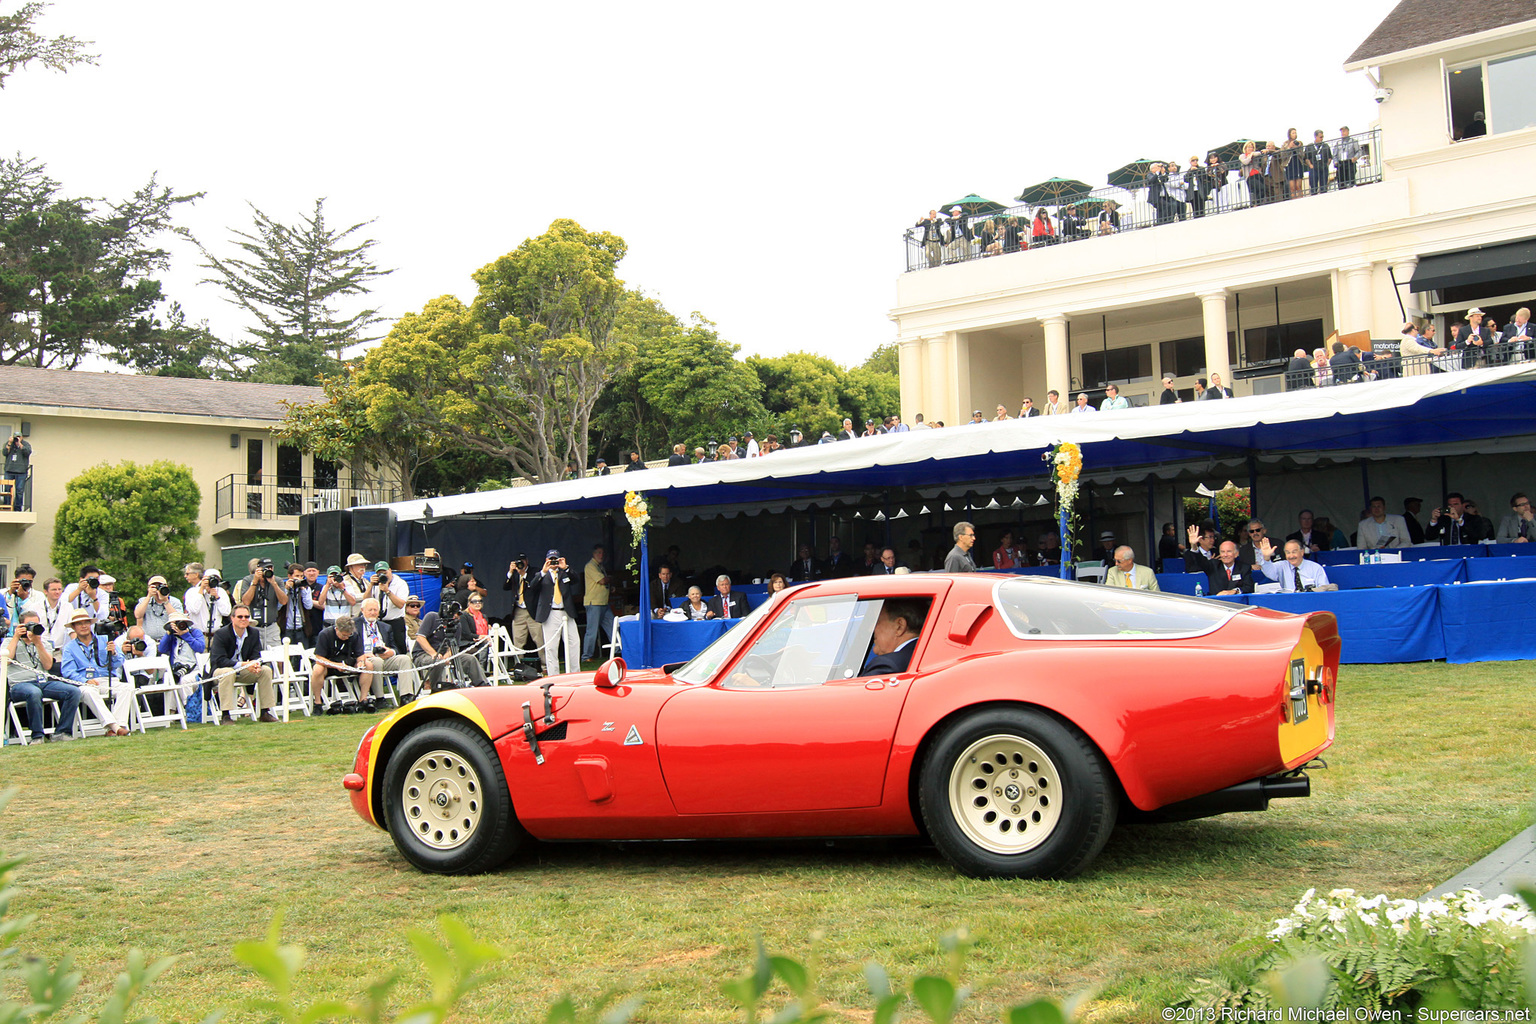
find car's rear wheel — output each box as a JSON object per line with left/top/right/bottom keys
{"left": 919, "top": 707, "right": 1116, "bottom": 878}
{"left": 382, "top": 719, "right": 527, "bottom": 874}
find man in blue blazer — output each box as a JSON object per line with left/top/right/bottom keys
{"left": 861, "top": 599, "right": 929, "bottom": 675}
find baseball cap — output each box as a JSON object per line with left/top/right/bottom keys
{"left": 1099, "top": 530, "right": 1115, "bottom": 540}
{"left": 326, "top": 565, "right": 342, "bottom": 575}
{"left": 373, "top": 561, "right": 389, "bottom": 571}
{"left": 546, "top": 549, "right": 562, "bottom": 560}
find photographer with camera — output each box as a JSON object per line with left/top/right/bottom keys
{"left": 409, "top": 601, "right": 486, "bottom": 694}
{"left": 280, "top": 562, "right": 314, "bottom": 649}
{"left": 62, "top": 564, "right": 110, "bottom": 623}
{"left": 182, "top": 563, "right": 232, "bottom": 637}
{"left": 502, "top": 554, "right": 544, "bottom": 662}
{"left": 3, "top": 563, "right": 35, "bottom": 632}
{"left": 61, "top": 608, "right": 131, "bottom": 736}
{"left": 3, "top": 432, "right": 30, "bottom": 511}
{"left": 356, "top": 597, "right": 419, "bottom": 705}
{"left": 1425, "top": 492, "right": 1493, "bottom": 546}
{"left": 158, "top": 613, "right": 206, "bottom": 703}
{"left": 4, "top": 610, "right": 78, "bottom": 742}
{"left": 113, "top": 624, "right": 150, "bottom": 661}
{"left": 535, "top": 548, "right": 579, "bottom": 675}
{"left": 340, "top": 552, "right": 376, "bottom": 610}
{"left": 134, "top": 575, "right": 185, "bottom": 643}
{"left": 240, "top": 557, "right": 287, "bottom": 650}
{"left": 318, "top": 564, "right": 350, "bottom": 626}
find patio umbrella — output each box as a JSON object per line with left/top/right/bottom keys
{"left": 1014, "top": 177, "right": 1094, "bottom": 206}
{"left": 1106, "top": 159, "right": 1156, "bottom": 189}
{"left": 939, "top": 193, "right": 1007, "bottom": 215}
{"left": 1207, "top": 139, "right": 1260, "bottom": 163}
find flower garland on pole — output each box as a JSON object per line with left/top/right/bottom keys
{"left": 623, "top": 490, "right": 650, "bottom": 577}
{"left": 1044, "top": 442, "right": 1082, "bottom": 580}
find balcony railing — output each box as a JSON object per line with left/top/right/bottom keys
{"left": 1, "top": 468, "right": 32, "bottom": 513}
{"left": 215, "top": 475, "right": 401, "bottom": 522}
{"left": 904, "top": 129, "right": 1383, "bottom": 273}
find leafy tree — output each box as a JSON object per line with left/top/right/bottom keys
{"left": 275, "top": 369, "right": 443, "bottom": 501}
{"left": 346, "top": 221, "right": 633, "bottom": 484}
{"left": 590, "top": 295, "right": 764, "bottom": 460}
{"left": 198, "top": 198, "right": 391, "bottom": 386}
{"left": 112, "top": 302, "right": 236, "bottom": 379}
{"left": 0, "top": 156, "right": 201, "bottom": 368}
{"left": 862, "top": 342, "right": 899, "bottom": 375}
{"left": 0, "top": 2, "right": 95, "bottom": 88}
{"left": 51, "top": 461, "right": 203, "bottom": 600}
{"left": 747, "top": 352, "right": 845, "bottom": 437}
{"left": 839, "top": 364, "right": 901, "bottom": 430}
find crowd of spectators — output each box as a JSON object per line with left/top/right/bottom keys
{"left": 911, "top": 128, "right": 1374, "bottom": 270}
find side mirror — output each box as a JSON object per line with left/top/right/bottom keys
{"left": 594, "top": 657, "right": 627, "bottom": 689}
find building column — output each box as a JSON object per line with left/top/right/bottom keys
{"left": 948, "top": 331, "right": 970, "bottom": 427}
{"left": 1390, "top": 256, "right": 1421, "bottom": 323}
{"left": 923, "top": 335, "right": 950, "bottom": 426}
{"left": 1043, "top": 315, "right": 1069, "bottom": 404}
{"left": 1199, "top": 290, "right": 1232, "bottom": 387}
{"left": 897, "top": 337, "right": 923, "bottom": 425}
{"left": 1340, "top": 264, "right": 1374, "bottom": 336}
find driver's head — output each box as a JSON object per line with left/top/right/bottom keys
{"left": 872, "top": 600, "right": 927, "bottom": 656}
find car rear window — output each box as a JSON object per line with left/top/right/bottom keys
{"left": 993, "top": 577, "right": 1241, "bottom": 639}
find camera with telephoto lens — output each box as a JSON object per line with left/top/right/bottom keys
{"left": 93, "top": 606, "right": 127, "bottom": 640}
{"left": 24, "top": 622, "right": 44, "bottom": 636}
{"left": 153, "top": 582, "right": 170, "bottom": 597}
{"left": 372, "top": 570, "right": 387, "bottom": 585}
{"left": 126, "top": 636, "right": 147, "bottom": 655}
{"left": 84, "top": 575, "right": 100, "bottom": 590}
{"left": 438, "top": 600, "right": 462, "bottom": 635}
{"left": 17, "top": 578, "right": 30, "bottom": 592}
{"left": 328, "top": 571, "right": 343, "bottom": 582}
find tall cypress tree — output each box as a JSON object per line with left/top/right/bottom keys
{"left": 198, "top": 198, "right": 392, "bottom": 385}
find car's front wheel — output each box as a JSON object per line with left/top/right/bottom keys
{"left": 918, "top": 707, "right": 1116, "bottom": 878}
{"left": 382, "top": 719, "right": 527, "bottom": 874}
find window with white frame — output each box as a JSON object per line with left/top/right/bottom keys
{"left": 1447, "top": 48, "right": 1536, "bottom": 140}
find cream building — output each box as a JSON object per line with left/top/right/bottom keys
{"left": 0, "top": 367, "right": 398, "bottom": 584}
{"left": 892, "top": 0, "right": 1536, "bottom": 423}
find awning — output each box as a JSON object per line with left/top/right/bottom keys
{"left": 364, "top": 364, "right": 1536, "bottom": 524}
{"left": 1409, "top": 236, "right": 1536, "bottom": 293}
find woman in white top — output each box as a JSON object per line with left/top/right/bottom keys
{"left": 685, "top": 587, "right": 710, "bottom": 620}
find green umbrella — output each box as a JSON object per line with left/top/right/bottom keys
{"left": 940, "top": 193, "right": 1007, "bottom": 215}
{"left": 1207, "top": 139, "right": 1260, "bottom": 164}
{"left": 1014, "top": 177, "right": 1094, "bottom": 206}
{"left": 1106, "top": 159, "right": 1156, "bottom": 189}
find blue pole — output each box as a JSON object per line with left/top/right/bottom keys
{"left": 1059, "top": 503, "right": 1071, "bottom": 580}
{"left": 638, "top": 524, "right": 651, "bottom": 670}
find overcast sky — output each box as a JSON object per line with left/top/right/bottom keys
{"left": 5, "top": 0, "right": 1401, "bottom": 369}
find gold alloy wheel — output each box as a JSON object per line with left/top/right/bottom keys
{"left": 401, "top": 749, "right": 483, "bottom": 850}
{"left": 947, "top": 734, "right": 1063, "bottom": 854}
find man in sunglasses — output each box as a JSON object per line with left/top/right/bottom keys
{"left": 1238, "top": 519, "right": 1282, "bottom": 574}
{"left": 209, "top": 604, "right": 276, "bottom": 723}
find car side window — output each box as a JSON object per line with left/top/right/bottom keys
{"left": 721, "top": 594, "right": 880, "bottom": 689}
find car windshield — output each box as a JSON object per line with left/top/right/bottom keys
{"left": 672, "top": 595, "right": 779, "bottom": 684}
{"left": 994, "top": 577, "right": 1241, "bottom": 639}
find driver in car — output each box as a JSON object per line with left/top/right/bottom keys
{"left": 861, "top": 599, "right": 926, "bottom": 674}
{"left": 728, "top": 598, "right": 929, "bottom": 687}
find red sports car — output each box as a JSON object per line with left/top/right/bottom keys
{"left": 343, "top": 575, "right": 1339, "bottom": 878}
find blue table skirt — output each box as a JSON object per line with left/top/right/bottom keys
{"left": 1465, "top": 557, "right": 1536, "bottom": 582}
{"left": 1313, "top": 544, "right": 1484, "bottom": 566}
{"left": 1323, "top": 559, "right": 1466, "bottom": 590}
{"left": 1156, "top": 573, "right": 1207, "bottom": 595}
{"left": 1438, "top": 581, "right": 1536, "bottom": 663}
{"left": 618, "top": 618, "right": 732, "bottom": 668}
{"left": 1242, "top": 586, "right": 1444, "bottom": 664}
{"left": 1485, "top": 544, "right": 1536, "bottom": 559}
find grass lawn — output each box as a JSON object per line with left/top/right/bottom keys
{"left": 2, "top": 660, "right": 1532, "bottom": 1022}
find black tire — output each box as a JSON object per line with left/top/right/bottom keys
{"left": 918, "top": 706, "right": 1117, "bottom": 878}
{"left": 381, "top": 719, "right": 528, "bottom": 874}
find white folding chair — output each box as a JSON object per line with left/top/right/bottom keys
{"left": 124, "top": 654, "right": 187, "bottom": 732}
{"left": 5, "top": 656, "right": 66, "bottom": 745}
{"left": 485, "top": 624, "right": 516, "bottom": 685}
{"left": 257, "top": 645, "right": 304, "bottom": 722}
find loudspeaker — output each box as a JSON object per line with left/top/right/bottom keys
{"left": 350, "top": 508, "right": 397, "bottom": 565}
{"left": 295, "top": 514, "right": 314, "bottom": 564}
{"left": 311, "top": 509, "right": 351, "bottom": 570}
